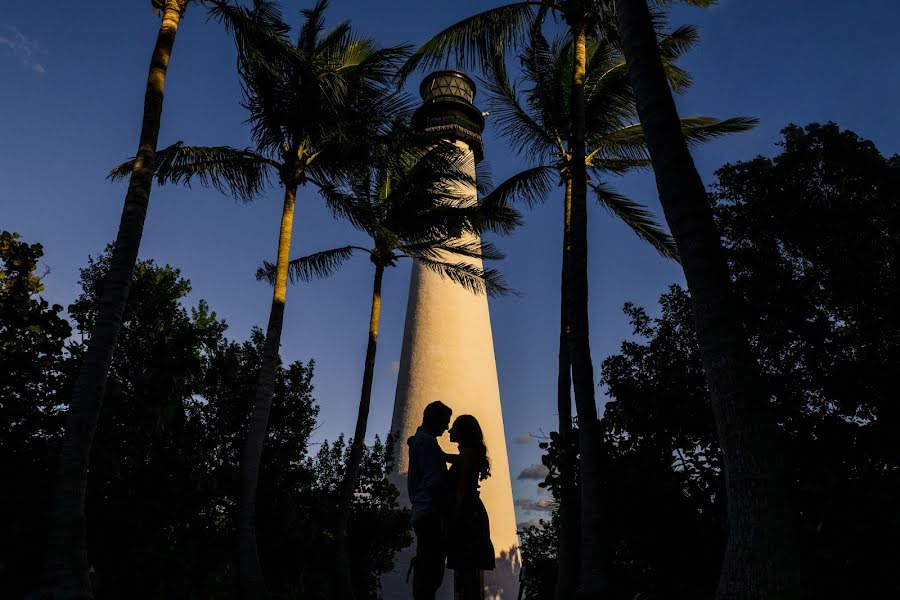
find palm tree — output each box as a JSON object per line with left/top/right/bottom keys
{"left": 110, "top": 3, "right": 411, "bottom": 597}
{"left": 613, "top": 0, "right": 806, "bottom": 597}
{"left": 258, "top": 128, "right": 518, "bottom": 600}
{"left": 420, "top": 11, "right": 753, "bottom": 597}
{"left": 479, "top": 23, "right": 754, "bottom": 598}
{"left": 36, "top": 2, "right": 190, "bottom": 597}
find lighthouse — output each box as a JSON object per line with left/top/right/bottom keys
{"left": 380, "top": 71, "right": 520, "bottom": 600}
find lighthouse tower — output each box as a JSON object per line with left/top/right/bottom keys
{"left": 381, "top": 71, "right": 520, "bottom": 600}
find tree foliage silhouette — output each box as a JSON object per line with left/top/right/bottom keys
{"left": 521, "top": 122, "right": 900, "bottom": 600}
{"left": 479, "top": 23, "right": 753, "bottom": 594}
{"left": 110, "top": 3, "right": 412, "bottom": 595}
{"left": 257, "top": 123, "right": 517, "bottom": 599}
{"left": 1, "top": 239, "right": 411, "bottom": 599}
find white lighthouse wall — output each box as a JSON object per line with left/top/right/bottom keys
{"left": 381, "top": 141, "right": 520, "bottom": 600}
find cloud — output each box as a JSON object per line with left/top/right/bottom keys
{"left": 517, "top": 463, "right": 549, "bottom": 480}
{"left": 514, "top": 433, "right": 533, "bottom": 444}
{"left": 389, "top": 360, "right": 400, "bottom": 374}
{"left": 514, "top": 497, "right": 554, "bottom": 512}
{"left": 0, "top": 25, "right": 47, "bottom": 74}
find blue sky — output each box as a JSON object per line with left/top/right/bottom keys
{"left": 2, "top": 0, "right": 899, "bottom": 524}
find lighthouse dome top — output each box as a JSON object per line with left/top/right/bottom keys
{"left": 419, "top": 70, "right": 477, "bottom": 103}
{"left": 413, "top": 70, "right": 485, "bottom": 161}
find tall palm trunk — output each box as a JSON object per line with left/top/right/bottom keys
{"left": 239, "top": 182, "right": 298, "bottom": 600}
{"left": 555, "top": 178, "right": 579, "bottom": 600}
{"left": 614, "top": 1, "right": 805, "bottom": 598}
{"left": 567, "top": 22, "right": 611, "bottom": 599}
{"left": 335, "top": 263, "right": 385, "bottom": 600}
{"left": 37, "top": 2, "right": 186, "bottom": 597}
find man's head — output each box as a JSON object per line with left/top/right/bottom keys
{"left": 422, "top": 401, "right": 452, "bottom": 436}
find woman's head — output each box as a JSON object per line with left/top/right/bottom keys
{"left": 449, "top": 414, "right": 491, "bottom": 480}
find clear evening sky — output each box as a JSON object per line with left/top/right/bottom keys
{"left": 2, "top": 0, "right": 898, "bottom": 525}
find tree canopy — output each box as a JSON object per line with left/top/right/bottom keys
{"left": 0, "top": 239, "right": 410, "bottom": 599}
{"left": 521, "top": 122, "right": 900, "bottom": 599}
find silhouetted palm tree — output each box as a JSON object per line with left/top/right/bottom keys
{"left": 613, "top": 0, "right": 806, "bottom": 597}
{"left": 110, "top": 3, "right": 411, "bottom": 596}
{"left": 36, "top": 2, "right": 191, "bottom": 597}
{"left": 404, "top": 13, "right": 745, "bottom": 598}
{"left": 478, "top": 23, "right": 754, "bottom": 597}
{"left": 258, "top": 126, "right": 518, "bottom": 600}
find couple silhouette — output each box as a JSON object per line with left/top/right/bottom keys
{"left": 407, "top": 401, "right": 495, "bottom": 600}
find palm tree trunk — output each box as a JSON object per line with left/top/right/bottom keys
{"left": 239, "top": 182, "right": 298, "bottom": 600}
{"left": 555, "top": 177, "right": 579, "bottom": 600}
{"left": 567, "top": 22, "right": 611, "bottom": 600}
{"left": 614, "top": 1, "right": 806, "bottom": 598}
{"left": 335, "top": 263, "right": 385, "bottom": 600}
{"left": 36, "top": 3, "right": 186, "bottom": 598}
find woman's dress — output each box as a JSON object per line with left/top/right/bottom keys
{"left": 445, "top": 452, "right": 495, "bottom": 571}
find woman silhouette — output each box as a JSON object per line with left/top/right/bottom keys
{"left": 446, "top": 414, "right": 495, "bottom": 599}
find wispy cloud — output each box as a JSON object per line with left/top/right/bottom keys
{"left": 517, "top": 463, "right": 549, "bottom": 480}
{"left": 389, "top": 360, "right": 400, "bottom": 374}
{"left": 0, "top": 25, "right": 47, "bottom": 74}
{"left": 514, "top": 433, "right": 533, "bottom": 445}
{"left": 514, "top": 497, "right": 554, "bottom": 512}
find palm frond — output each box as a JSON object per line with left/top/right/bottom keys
{"left": 591, "top": 182, "right": 679, "bottom": 261}
{"left": 299, "top": 0, "right": 329, "bottom": 53}
{"left": 414, "top": 256, "right": 512, "bottom": 297}
{"left": 256, "top": 245, "right": 363, "bottom": 284}
{"left": 658, "top": 24, "right": 700, "bottom": 60}
{"left": 679, "top": 116, "right": 759, "bottom": 145}
{"left": 207, "top": 0, "right": 295, "bottom": 75}
{"left": 483, "top": 52, "right": 557, "bottom": 159}
{"left": 399, "top": 2, "right": 541, "bottom": 80}
{"left": 438, "top": 238, "right": 506, "bottom": 261}
{"left": 475, "top": 159, "right": 494, "bottom": 196}
{"left": 481, "top": 164, "right": 558, "bottom": 209}
{"left": 401, "top": 237, "right": 506, "bottom": 262}
{"left": 589, "top": 116, "right": 756, "bottom": 165}
{"left": 315, "top": 181, "right": 376, "bottom": 233}
{"left": 108, "top": 142, "right": 274, "bottom": 202}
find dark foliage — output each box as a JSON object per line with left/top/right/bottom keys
{"left": 517, "top": 513, "right": 558, "bottom": 600}
{"left": 0, "top": 233, "right": 72, "bottom": 598}
{"left": 0, "top": 241, "right": 410, "bottom": 599}
{"left": 522, "top": 123, "right": 900, "bottom": 599}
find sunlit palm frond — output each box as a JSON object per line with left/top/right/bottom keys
{"left": 315, "top": 21, "right": 351, "bottom": 54}
{"left": 591, "top": 181, "right": 679, "bottom": 261}
{"left": 108, "top": 142, "right": 275, "bottom": 203}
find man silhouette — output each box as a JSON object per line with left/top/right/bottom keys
{"left": 407, "top": 400, "right": 453, "bottom": 600}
